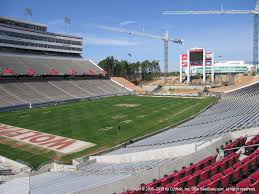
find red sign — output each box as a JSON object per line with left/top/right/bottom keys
{"left": 51, "top": 69, "right": 58, "bottom": 75}
{"left": 71, "top": 69, "right": 77, "bottom": 75}
{"left": 88, "top": 69, "right": 94, "bottom": 75}
{"left": 182, "top": 54, "right": 187, "bottom": 60}
{"left": 4, "top": 68, "right": 13, "bottom": 74}
{"left": 181, "top": 54, "right": 188, "bottom": 67}
{"left": 28, "top": 68, "right": 36, "bottom": 75}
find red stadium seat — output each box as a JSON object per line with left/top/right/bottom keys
{"left": 211, "top": 173, "right": 223, "bottom": 182}
{"left": 178, "top": 168, "right": 187, "bottom": 178}
{"left": 250, "top": 180, "right": 259, "bottom": 194}
{"left": 197, "top": 179, "right": 211, "bottom": 188}
{"left": 233, "top": 166, "right": 247, "bottom": 183}
{"left": 225, "top": 154, "right": 236, "bottom": 167}
{"left": 204, "top": 155, "right": 217, "bottom": 166}
{"left": 221, "top": 172, "right": 232, "bottom": 188}
{"left": 241, "top": 156, "right": 250, "bottom": 164}
{"left": 249, "top": 151, "right": 257, "bottom": 159}
{"left": 193, "top": 170, "right": 203, "bottom": 176}
{"left": 200, "top": 166, "right": 212, "bottom": 180}
{"left": 223, "top": 167, "right": 238, "bottom": 185}
{"left": 187, "top": 165, "right": 196, "bottom": 175}
{"left": 207, "top": 180, "right": 223, "bottom": 194}
{"left": 166, "top": 181, "right": 183, "bottom": 194}
{"left": 233, "top": 162, "right": 242, "bottom": 170}
{"left": 236, "top": 178, "right": 252, "bottom": 189}
{"left": 221, "top": 159, "right": 230, "bottom": 170}
{"left": 181, "top": 174, "right": 198, "bottom": 187}
{"left": 211, "top": 162, "right": 222, "bottom": 175}
{"left": 160, "top": 176, "right": 171, "bottom": 187}
{"left": 242, "top": 156, "right": 257, "bottom": 172}
{"left": 172, "top": 172, "right": 181, "bottom": 181}
{"left": 249, "top": 170, "right": 259, "bottom": 181}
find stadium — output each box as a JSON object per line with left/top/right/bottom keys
{"left": 1, "top": 1, "right": 259, "bottom": 194}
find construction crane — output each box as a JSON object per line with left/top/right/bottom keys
{"left": 163, "top": 1, "right": 259, "bottom": 72}
{"left": 97, "top": 25, "right": 183, "bottom": 78}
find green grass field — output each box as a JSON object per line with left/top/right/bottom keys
{"left": 0, "top": 95, "right": 216, "bottom": 168}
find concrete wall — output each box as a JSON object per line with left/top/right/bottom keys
{"left": 0, "top": 155, "right": 29, "bottom": 173}
{"left": 163, "top": 85, "right": 205, "bottom": 90}
{"left": 79, "top": 134, "right": 229, "bottom": 194}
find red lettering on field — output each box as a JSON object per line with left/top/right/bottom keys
{"left": 19, "top": 131, "right": 42, "bottom": 140}
{"left": 0, "top": 128, "right": 23, "bottom": 136}
{"left": 0, "top": 129, "right": 31, "bottom": 137}
{"left": 0, "top": 126, "right": 9, "bottom": 131}
{"left": 29, "top": 135, "right": 55, "bottom": 143}
{"left": 39, "top": 138, "right": 76, "bottom": 150}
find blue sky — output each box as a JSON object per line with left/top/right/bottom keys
{"left": 0, "top": 0, "right": 257, "bottom": 71}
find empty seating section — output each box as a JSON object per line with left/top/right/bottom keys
{"left": 106, "top": 83, "right": 259, "bottom": 156}
{"left": 0, "top": 172, "right": 128, "bottom": 194}
{"left": 0, "top": 53, "right": 103, "bottom": 75}
{"left": 120, "top": 134, "right": 259, "bottom": 194}
{"left": 0, "top": 79, "right": 130, "bottom": 109}
{"left": 78, "top": 158, "right": 174, "bottom": 176}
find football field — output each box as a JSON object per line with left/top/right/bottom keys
{"left": 0, "top": 95, "right": 216, "bottom": 168}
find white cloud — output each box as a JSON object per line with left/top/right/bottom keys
{"left": 119, "top": 20, "right": 137, "bottom": 26}
{"left": 85, "top": 36, "right": 140, "bottom": 46}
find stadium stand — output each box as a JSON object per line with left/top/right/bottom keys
{"left": 118, "top": 135, "right": 259, "bottom": 194}
{"left": 0, "top": 78, "right": 131, "bottom": 111}
{"left": 1, "top": 16, "right": 259, "bottom": 194}
{"left": 103, "top": 82, "right": 259, "bottom": 156}
{"left": 0, "top": 131, "right": 258, "bottom": 194}
{"left": 0, "top": 53, "right": 104, "bottom": 76}
{"left": 0, "top": 16, "right": 132, "bottom": 111}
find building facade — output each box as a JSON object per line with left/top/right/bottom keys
{"left": 0, "top": 17, "right": 83, "bottom": 56}
{"left": 190, "top": 61, "right": 253, "bottom": 74}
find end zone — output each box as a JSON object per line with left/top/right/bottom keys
{"left": 0, "top": 124, "right": 95, "bottom": 154}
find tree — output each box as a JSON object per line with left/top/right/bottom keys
{"left": 98, "top": 56, "right": 161, "bottom": 81}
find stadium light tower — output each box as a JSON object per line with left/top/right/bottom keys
{"left": 25, "top": 8, "right": 32, "bottom": 21}
{"left": 97, "top": 25, "right": 183, "bottom": 78}
{"left": 162, "top": 1, "right": 259, "bottom": 72}
{"left": 64, "top": 16, "right": 70, "bottom": 33}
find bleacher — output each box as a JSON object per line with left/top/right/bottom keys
{"left": 0, "top": 53, "right": 103, "bottom": 75}
{"left": 0, "top": 132, "right": 257, "bottom": 194}
{"left": 119, "top": 135, "right": 259, "bottom": 194}
{"left": 0, "top": 53, "right": 132, "bottom": 110}
{"left": 0, "top": 78, "right": 131, "bottom": 110}
{"left": 104, "top": 83, "right": 259, "bottom": 156}
{"left": 0, "top": 50, "right": 258, "bottom": 193}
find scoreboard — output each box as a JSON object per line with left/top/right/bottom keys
{"left": 179, "top": 48, "right": 215, "bottom": 83}
{"left": 189, "top": 49, "right": 203, "bottom": 66}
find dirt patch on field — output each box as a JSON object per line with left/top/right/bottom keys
{"left": 113, "top": 103, "right": 140, "bottom": 108}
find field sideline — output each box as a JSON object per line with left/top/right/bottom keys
{"left": 0, "top": 95, "right": 216, "bottom": 168}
